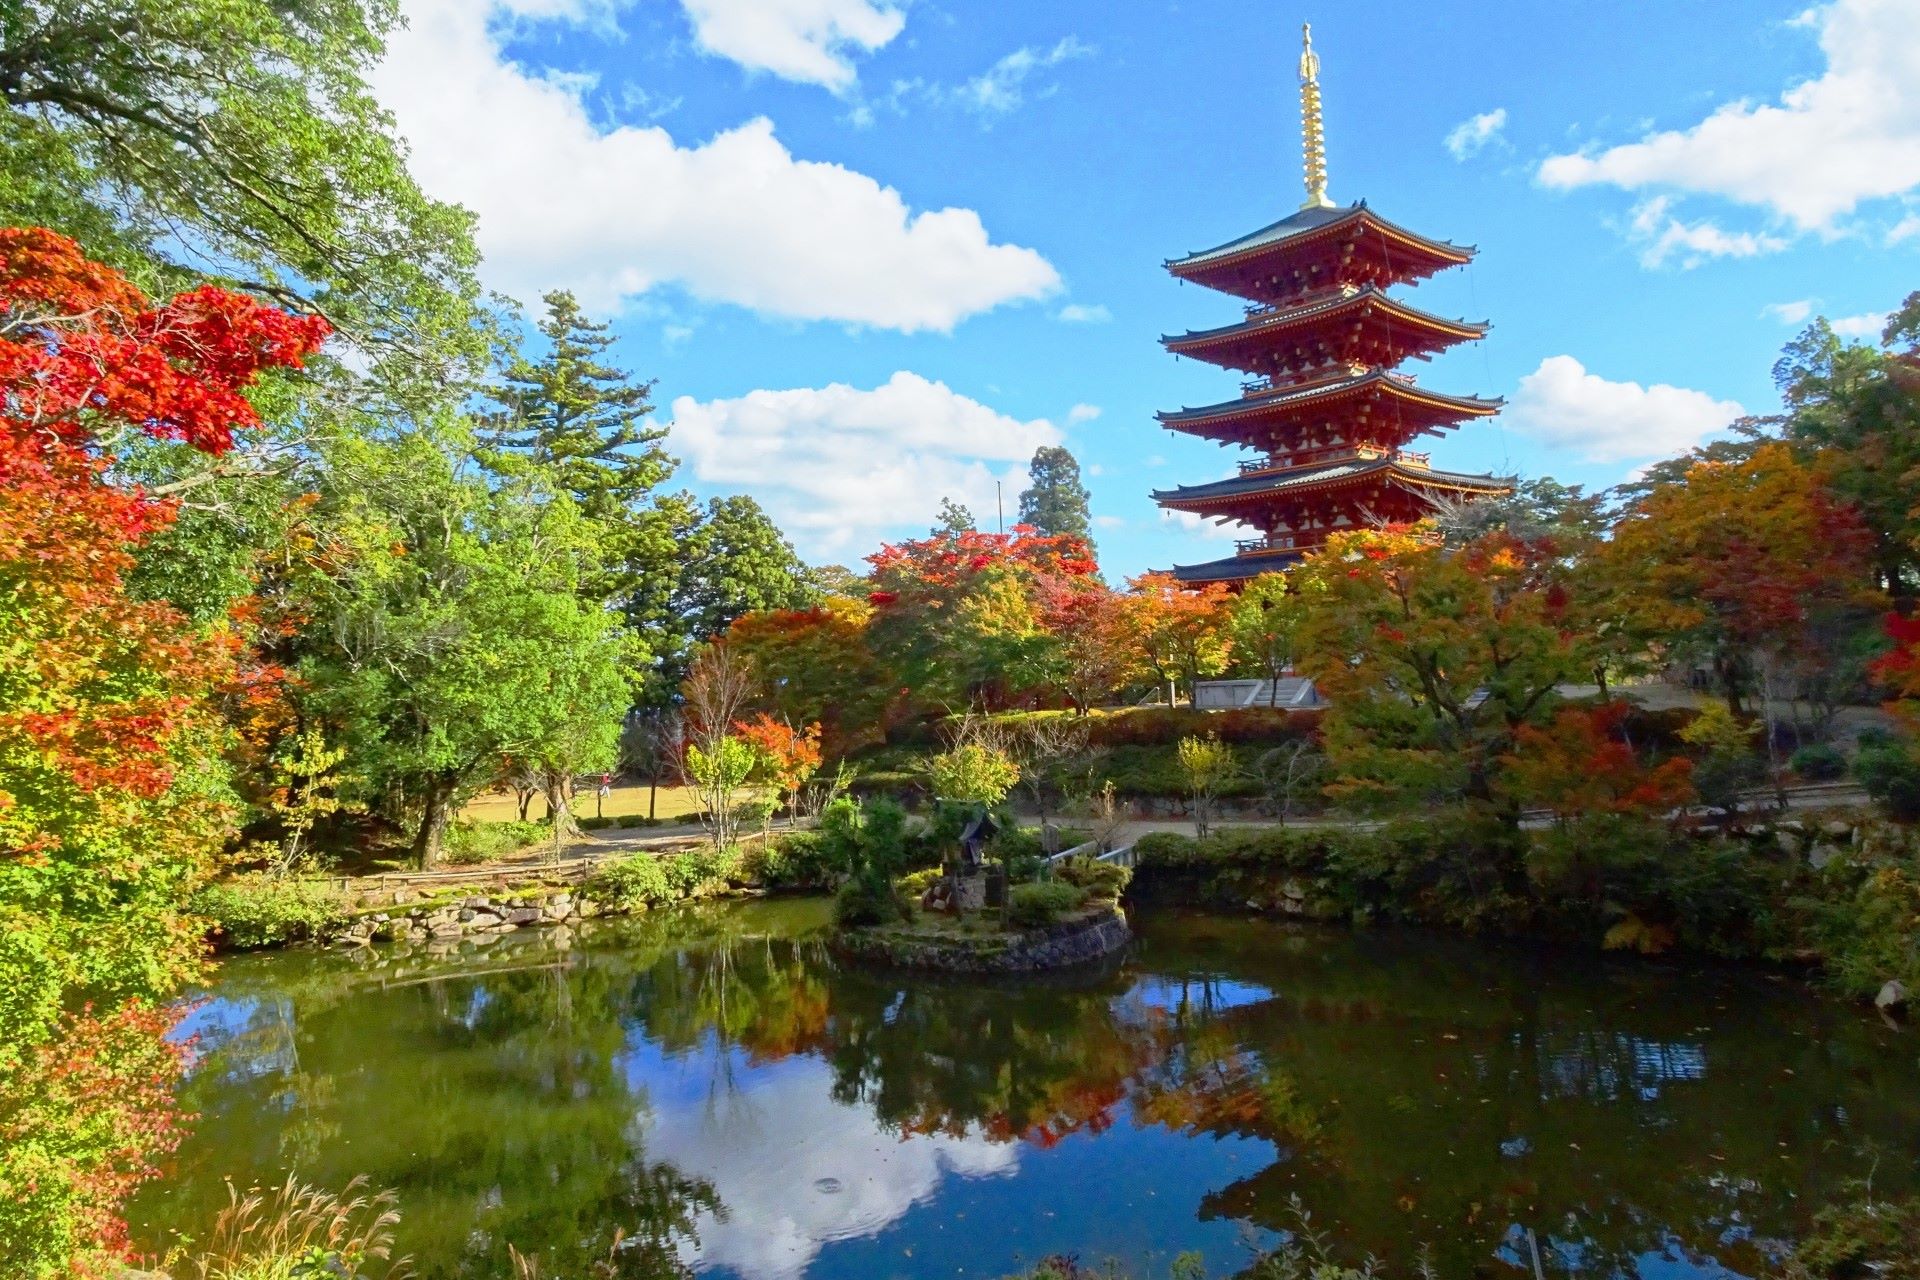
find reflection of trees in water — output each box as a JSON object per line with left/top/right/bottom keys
{"left": 147, "top": 905, "right": 1920, "bottom": 1280}
{"left": 1137, "top": 915, "right": 1920, "bottom": 1278}
{"left": 152, "top": 921, "right": 732, "bottom": 1279}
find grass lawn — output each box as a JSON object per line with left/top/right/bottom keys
{"left": 460, "top": 782, "right": 706, "bottom": 824}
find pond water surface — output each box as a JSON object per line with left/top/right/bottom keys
{"left": 132, "top": 900, "right": 1920, "bottom": 1280}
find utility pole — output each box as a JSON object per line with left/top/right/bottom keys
{"left": 996, "top": 481, "right": 1004, "bottom": 534}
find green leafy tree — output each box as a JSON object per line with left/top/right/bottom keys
{"left": 686, "top": 736, "right": 758, "bottom": 850}
{"left": 1228, "top": 573, "right": 1309, "bottom": 705}
{"left": 294, "top": 433, "right": 637, "bottom": 867}
{"left": 1292, "top": 527, "right": 1601, "bottom": 825}
{"left": 1018, "top": 445, "right": 1095, "bottom": 549}
{"left": 0, "top": 0, "right": 482, "bottom": 383}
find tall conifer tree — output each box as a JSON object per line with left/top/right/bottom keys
{"left": 1018, "top": 445, "right": 1095, "bottom": 550}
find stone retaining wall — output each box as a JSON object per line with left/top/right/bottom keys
{"left": 834, "top": 905, "right": 1132, "bottom": 974}
{"left": 331, "top": 885, "right": 611, "bottom": 946}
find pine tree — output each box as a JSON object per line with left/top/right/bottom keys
{"left": 933, "top": 496, "right": 977, "bottom": 535}
{"left": 477, "top": 290, "right": 676, "bottom": 598}
{"left": 1018, "top": 445, "right": 1094, "bottom": 549}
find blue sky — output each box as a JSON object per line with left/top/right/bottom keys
{"left": 369, "top": 0, "right": 1919, "bottom": 578}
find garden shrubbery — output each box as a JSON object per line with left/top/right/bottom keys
{"left": 1789, "top": 743, "right": 1846, "bottom": 781}
{"left": 1053, "top": 856, "right": 1130, "bottom": 900}
{"left": 192, "top": 875, "right": 352, "bottom": 948}
{"left": 1007, "top": 881, "right": 1087, "bottom": 927}
{"left": 1854, "top": 731, "right": 1920, "bottom": 820}
{"left": 442, "top": 819, "right": 547, "bottom": 865}
{"left": 1134, "top": 814, "right": 1801, "bottom": 955}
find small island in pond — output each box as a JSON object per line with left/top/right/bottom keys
{"left": 827, "top": 756, "right": 1134, "bottom": 973}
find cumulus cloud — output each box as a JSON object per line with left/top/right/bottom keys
{"left": 680, "top": 0, "right": 904, "bottom": 91}
{"left": 372, "top": 0, "right": 1059, "bottom": 328}
{"left": 957, "top": 36, "right": 1093, "bottom": 116}
{"left": 1891, "top": 212, "right": 1920, "bottom": 244}
{"left": 1764, "top": 299, "right": 1816, "bottom": 324}
{"left": 640, "top": 1055, "right": 1018, "bottom": 1280}
{"left": 1444, "top": 108, "right": 1508, "bottom": 159}
{"left": 1832, "top": 310, "right": 1892, "bottom": 339}
{"left": 1628, "top": 197, "right": 1788, "bottom": 268}
{"left": 1056, "top": 303, "right": 1112, "bottom": 324}
{"left": 1066, "top": 403, "right": 1101, "bottom": 424}
{"left": 1506, "top": 355, "right": 1745, "bottom": 464}
{"left": 1167, "top": 510, "right": 1259, "bottom": 543}
{"left": 667, "top": 371, "right": 1063, "bottom": 556}
{"left": 1539, "top": 0, "right": 1920, "bottom": 231}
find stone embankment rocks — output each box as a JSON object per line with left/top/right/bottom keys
{"left": 835, "top": 905, "right": 1132, "bottom": 974}
{"left": 330, "top": 887, "right": 607, "bottom": 947}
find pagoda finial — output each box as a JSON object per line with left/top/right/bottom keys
{"left": 1298, "top": 23, "right": 1334, "bottom": 210}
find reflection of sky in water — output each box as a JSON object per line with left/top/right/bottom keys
{"left": 1534, "top": 1032, "right": 1709, "bottom": 1102}
{"left": 1125, "top": 975, "right": 1275, "bottom": 1016}
{"left": 1500, "top": 1224, "right": 1753, "bottom": 1279}
{"left": 621, "top": 1029, "right": 1269, "bottom": 1280}
{"left": 172, "top": 995, "right": 298, "bottom": 1082}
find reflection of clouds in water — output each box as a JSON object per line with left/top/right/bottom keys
{"left": 634, "top": 1051, "right": 1017, "bottom": 1280}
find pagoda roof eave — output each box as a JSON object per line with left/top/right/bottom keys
{"left": 1168, "top": 552, "right": 1300, "bottom": 585}
{"left": 1165, "top": 200, "right": 1475, "bottom": 276}
{"left": 1161, "top": 287, "right": 1489, "bottom": 356}
{"left": 1153, "top": 458, "right": 1513, "bottom": 513}
{"left": 1156, "top": 372, "right": 1504, "bottom": 430}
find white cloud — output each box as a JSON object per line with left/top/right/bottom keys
{"left": 679, "top": 0, "right": 904, "bottom": 92}
{"left": 1628, "top": 197, "right": 1788, "bottom": 268}
{"left": 1093, "top": 514, "right": 1126, "bottom": 530}
{"left": 1506, "top": 355, "right": 1745, "bottom": 464}
{"left": 958, "top": 36, "right": 1093, "bottom": 116}
{"left": 1764, "top": 299, "right": 1816, "bottom": 324}
{"left": 667, "top": 371, "right": 1063, "bottom": 556}
{"left": 1891, "top": 212, "right": 1920, "bottom": 244}
{"left": 1066, "top": 403, "right": 1101, "bottom": 424}
{"left": 1444, "top": 108, "right": 1508, "bottom": 159}
{"left": 1167, "top": 510, "right": 1259, "bottom": 543}
{"left": 1539, "top": 0, "right": 1920, "bottom": 231}
{"left": 1833, "top": 310, "right": 1892, "bottom": 338}
{"left": 641, "top": 1055, "right": 1018, "bottom": 1280}
{"left": 1056, "top": 303, "right": 1112, "bottom": 324}
{"left": 372, "top": 0, "right": 1059, "bottom": 329}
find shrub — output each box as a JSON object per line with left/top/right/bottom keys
{"left": 1789, "top": 743, "right": 1847, "bottom": 781}
{"left": 1854, "top": 737, "right": 1920, "bottom": 820}
{"left": 1782, "top": 1191, "right": 1920, "bottom": 1280}
{"left": 1807, "top": 861, "right": 1920, "bottom": 998}
{"left": 443, "top": 819, "right": 546, "bottom": 865}
{"left": 834, "top": 874, "right": 909, "bottom": 929}
{"left": 584, "top": 854, "right": 672, "bottom": 910}
{"left": 896, "top": 867, "right": 943, "bottom": 899}
{"left": 193, "top": 875, "right": 350, "bottom": 948}
{"left": 661, "top": 845, "right": 740, "bottom": 897}
{"left": 1083, "top": 707, "right": 1322, "bottom": 748}
{"left": 1008, "top": 881, "right": 1087, "bottom": 927}
{"left": 929, "top": 743, "right": 1020, "bottom": 805}
{"left": 1054, "top": 856, "right": 1130, "bottom": 900}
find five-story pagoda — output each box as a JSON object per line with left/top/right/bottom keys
{"left": 1153, "top": 26, "right": 1509, "bottom": 585}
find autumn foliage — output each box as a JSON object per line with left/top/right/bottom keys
{"left": 0, "top": 228, "right": 325, "bottom": 1275}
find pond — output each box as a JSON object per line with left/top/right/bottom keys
{"left": 132, "top": 900, "right": 1920, "bottom": 1280}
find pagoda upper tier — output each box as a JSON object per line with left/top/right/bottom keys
{"left": 1150, "top": 23, "right": 1509, "bottom": 587}
{"left": 1165, "top": 201, "right": 1474, "bottom": 306}
{"left": 1156, "top": 369, "right": 1501, "bottom": 454}
{"left": 1161, "top": 285, "right": 1488, "bottom": 378}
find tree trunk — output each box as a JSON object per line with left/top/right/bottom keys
{"left": 412, "top": 772, "right": 457, "bottom": 869}
{"left": 544, "top": 770, "right": 580, "bottom": 854}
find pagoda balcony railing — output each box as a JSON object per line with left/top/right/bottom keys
{"left": 1235, "top": 535, "right": 1330, "bottom": 557}
{"left": 1238, "top": 445, "right": 1430, "bottom": 475}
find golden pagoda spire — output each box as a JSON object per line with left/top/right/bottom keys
{"left": 1298, "top": 23, "right": 1334, "bottom": 210}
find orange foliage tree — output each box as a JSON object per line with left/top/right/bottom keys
{"left": 1123, "top": 572, "right": 1234, "bottom": 706}
{"left": 0, "top": 227, "right": 326, "bottom": 1275}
